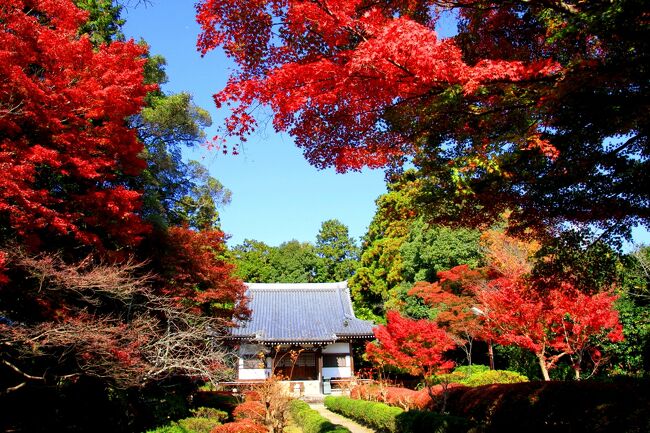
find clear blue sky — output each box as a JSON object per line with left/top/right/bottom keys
{"left": 122, "top": 2, "right": 648, "bottom": 250}
{"left": 122, "top": 2, "right": 387, "bottom": 247}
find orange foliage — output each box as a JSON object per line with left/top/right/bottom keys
{"left": 350, "top": 383, "right": 464, "bottom": 410}
{"left": 211, "top": 419, "right": 266, "bottom": 433}
{"left": 157, "top": 226, "right": 249, "bottom": 321}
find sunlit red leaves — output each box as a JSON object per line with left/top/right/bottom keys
{"left": 407, "top": 231, "right": 624, "bottom": 379}
{"left": 476, "top": 278, "right": 623, "bottom": 376}
{"left": 366, "top": 310, "right": 456, "bottom": 377}
{"left": 409, "top": 279, "right": 483, "bottom": 344}
{"left": 232, "top": 400, "right": 265, "bottom": 421}
{"left": 196, "top": 0, "right": 561, "bottom": 172}
{"left": 0, "top": 0, "right": 152, "bottom": 249}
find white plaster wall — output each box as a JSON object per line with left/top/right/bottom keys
{"left": 322, "top": 342, "right": 352, "bottom": 378}
{"left": 238, "top": 368, "right": 268, "bottom": 380}
{"left": 322, "top": 342, "right": 350, "bottom": 354}
{"left": 322, "top": 365, "right": 352, "bottom": 378}
{"left": 303, "top": 380, "right": 321, "bottom": 395}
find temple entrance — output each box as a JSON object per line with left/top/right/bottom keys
{"left": 273, "top": 351, "right": 318, "bottom": 380}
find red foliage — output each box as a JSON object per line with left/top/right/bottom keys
{"left": 0, "top": 0, "right": 151, "bottom": 249}
{"left": 233, "top": 400, "right": 265, "bottom": 420}
{"left": 351, "top": 383, "right": 432, "bottom": 410}
{"left": 0, "top": 251, "right": 8, "bottom": 284}
{"left": 195, "top": 0, "right": 559, "bottom": 171}
{"left": 409, "top": 232, "right": 623, "bottom": 380}
{"left": 476, "top": 279, "right": 623, "bottom": 379}
{"left": 409, "top": 279, "right": 483, "bottom": 345}
{"left": 366, "top": 310, "right": 456, "bottom": 378}
{"left": 443, "top": 380, "right": 649, "bottom": 433}
{"left": 211, "top": 419, "right": 266, "bottom": 433}
{"left": 157, "top": 226, "right": 249, "bottom": 321}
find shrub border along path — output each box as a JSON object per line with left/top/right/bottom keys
{"left": 289, "top": 399, "right": 361, "bottom": 433}
{"left": 324, "top": 396, "right": 469, "bottom": 433}
{"left": 308, "top": 403, "right": 375, "bottom": 433}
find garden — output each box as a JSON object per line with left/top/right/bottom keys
{"left": 1, "top": 0, "right": 649, "bottom": 432}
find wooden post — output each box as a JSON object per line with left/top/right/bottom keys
{"left": 317, "top": 346, "right": 323, "bottom": 393}
{"left": 348, "top": 341, "right": 355, "bottom": 376}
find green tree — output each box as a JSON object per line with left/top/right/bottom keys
{"left": 349, "top": 171, "right": 420, "bottom": 320}
{"left": 604, "top": 246, "right": 650, "bottom": 376}
{"left": 75, "top": 0, "right": 125, "bottom": 46}
{"left": 531, "top": 230, "right": 622, "bottom": 294}
{"left": 230, "top": 239, "right": 276, "bottom": 283}
{"left": 315, "top": 219, "right": 359, "bottom": 282}
{"left": 231, "top": 239, "right": 320, "bottom": 283}
{"left": 400, "top": 220, "right": 482, "bottom": 284}
{"left": 269, "top": 241, "right": 320, "bottom": 283}
{"left": 132, "top": 54, "right": 231, "bottom": 230}
{"left": 349, "top": 170, "right": 484, "bottom": 321}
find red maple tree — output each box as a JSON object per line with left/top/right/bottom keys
{"left": 409, "top": 275, "right": 484, "bottom": 366}
{"left": 475, "top": 279, "right": 623, "bottom": 380}
{"left": 155, "top": 226, "right": 249, "bottom": 322}
{"left": 196, "top": 0, "right": 558, "bottom": 170}
{"left": 418, "top": 231, "right": 624, "bottom": 380}
{"left": 196, "top": 1, "right": 648, "bottom": 240}
{"left": 0, "top": 0, "right": 151, "bottom": 250}
{"left": 366, "top": 310, "right": 456, "bottom": 385}
{"left": 0, "top": 1, "right": 249, "bottom": 395}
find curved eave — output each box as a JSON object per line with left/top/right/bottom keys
{"left": 229, "top": 334, "right": 374, "bottom": 345}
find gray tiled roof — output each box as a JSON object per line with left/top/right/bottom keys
{"left": 231, "top": 282, "right": 375, "bottom": 343}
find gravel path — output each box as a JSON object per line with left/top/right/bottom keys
{"left": 308, "top": 403, "right": 375, "bottom": 433}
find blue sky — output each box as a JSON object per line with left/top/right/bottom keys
{"left": 122, "top": 2, "right": 648, "bottom": 250}
{"left": 122, "top": 2, "right": 387, "bottom": 247}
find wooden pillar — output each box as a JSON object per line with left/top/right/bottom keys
{"left": 317, "top": 346, "right": 323, "bottom": 393}
{"left": 348, "top": 341, "right": 355, "bottom": 376}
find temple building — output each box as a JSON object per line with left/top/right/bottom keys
{"left": 230, "top": 282, "right": 374, "bottom": 395}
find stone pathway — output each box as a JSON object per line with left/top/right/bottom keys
{"left": 308, "top": 403, "right": 375, "bottom": 433}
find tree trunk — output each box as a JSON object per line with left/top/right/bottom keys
{"left": 488, "top": 340, "right": 495, "bottom": 370}
{"left": 537, "top": 354, "right": 551, "bottom": 381}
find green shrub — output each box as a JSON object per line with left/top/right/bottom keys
{"left": 325, "top": 396, "right": 401, "bottom": 433}
{"left": 395, "top": 410, "right": 470, "bottom": 433}
{"left": 452, "top": 364, "right": 491, "bottom": 380}
{"left": 324, "top": 396, "right": 468, "bottom": 433}
{"left": 177, "top": 417, "right": 222, "bottom": 433}
{"left": 463, "top": 370, "right": 528, "bottom": 386}
{"left": 449, "top": 365, "right": 528, "bottom": 386}
{"left": 289, "top": 399, "right": 350, "bottom": 433}
{"left": 144, "top": 415, "right": 222, "bottom": 433}
{"left": 190, "top": 407, "right": 229, "bottom": 422}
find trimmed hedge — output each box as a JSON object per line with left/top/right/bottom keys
{"left": 350, "top": 383, "right": 434, "bottom": 410}
{"left": 323, "top": 396, "right": 468, "bottom": 433}
{"left": 288, "top": 399, "right": 350, "bottom": 433}
{"left": 444, "top": 379, "right": 650, "bottom": 433}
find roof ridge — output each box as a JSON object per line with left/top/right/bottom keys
{"left": 245, "top": 282, "right": 348, "bottom": 290}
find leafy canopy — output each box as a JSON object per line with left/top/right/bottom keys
{"left": 196, "top": 0, "right": 649, "bottom": 241}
